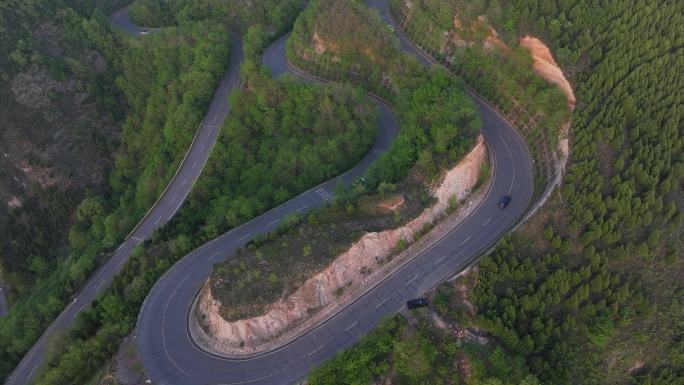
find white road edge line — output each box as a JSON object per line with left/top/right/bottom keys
{"left": 308, "top": 344, "right": 326, "bottom": 356}
{"left": 344, "top": 321, "right": 358, "bottom": 332}
{"left": 459, "top": 236, "right": 472, "bottom": 246}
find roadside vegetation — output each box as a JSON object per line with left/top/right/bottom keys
{"left": 309, "top": 0, "right": 684, "bottom": 384}
{"left": 205, "top": 0, "right": 484, "bottom": 324}
{"left": 309, "top": 314, "right": 542, "bottom": 385}
{"left": 389, "top": 0, "right": 570, "bottom": 199}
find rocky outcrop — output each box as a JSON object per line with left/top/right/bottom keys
{"left": 519, "top": 36, "right": 576, "bottom": 109}
{"left": 194, "top": 135, "right": 487, "bottom": 353}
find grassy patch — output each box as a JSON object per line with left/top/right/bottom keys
{"left": 210, "top": 176, "right": 434, "bottom": 321}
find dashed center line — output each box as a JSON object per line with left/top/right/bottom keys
{"left": 345, "top": 321, "right": 358, "bottom": 331}
{"left": 459, "top": 236, "right": 472, "bottom": 246}
{"left": 482, "top": 216, "right": 493, "bottom": 226}
{"left": 236, "top": 233, "right": 250, "bottom": 242}
{"left": 267, "top": 219, "right": 279, "bottom": 226}
{"left": 434, "top": 255, "right": 446, "bottom": 265}
{"left": 407, "top": 274, "right": 418, "bottom": 284}
{"left": 154, "top": 216, "right": 161, "bottom": 225}
{"left": 296, "top": 204, "right": 308, "bottom": 212}
{"left": 307, "top": 344, "right": 326, "bottom": 356}
{"left": 375, "top": 297, "right": 390, "bottom": 309}
{"left": 95, "top": 280, "right": 106, "bottom": 292}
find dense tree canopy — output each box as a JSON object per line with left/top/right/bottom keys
{"left": 312, "top": 0, "right": 683, "bottom": 384}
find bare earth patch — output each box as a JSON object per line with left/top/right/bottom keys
{"left": 519, "top": 36, "right": 576, "bottom": 110}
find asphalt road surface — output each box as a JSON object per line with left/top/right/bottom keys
{"left": 4, "top": 10, "right": 243, "bottom": 385}
{"left": 134, "top": 3, "right": 533, "bottom": 385}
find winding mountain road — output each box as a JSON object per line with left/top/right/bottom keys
{"left": 135, "top": 3, "right": 533, "bottom": 385}
{"left": 5, "top": 2, "right": 533, "bottom": 385}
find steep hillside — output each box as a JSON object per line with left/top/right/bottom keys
{"left": 0, "top": 0, "right": 126, "bottom": 297}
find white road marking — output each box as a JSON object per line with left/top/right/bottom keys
{"left": 131, "top": 236, "right": 142, "bottom": 241}
{"left": 236, "top": 233, "right": 250, "bottom": 242}
{"left": 459, "top": 236, "right": 472, "bottom": 246}
{"left": 345, "top": 321, "right": 358, "bottom": 331}
{"left": 296, "top": 204, "right": 308, "bottom": 212}
{"left": 434, "top": 255, "right": 446, "bottom": 265}
{"left": 482, "top": 216, "right": 493, "bottom": 226}
{"left": 182, "top": 177, "right": 188, "bottom": 185}
{"left": 407, "top": 274, "right": 418, "bottom": 284}
{"left": 267, "top": 219, "right": 279, "bottom": 226}
{"left": 201, "top": 143, "right": 206, "bottom": 151}
{"left": 308, "top": 344, "right": 326, "bottom": 356}
{"left": 117, "top": 258, "right": 126, "bottom": 269}
{"left": 28, "top": 364, "right": 39, "bottom": 378}
{"left": 315, "top": 188, "right": 334, "bottom": 202}
{"left": 95, "top": 280, "right": 106, "bottom": 292}
{"left": 375, "top": 297, "right": 390, "bottom": 309}
{"left": 499, "top": 134, "right": 516, "bottom": 194}
{"left": 192, "top": 160, "right": 198, "bottom": 168}
{"left": 154, "top": 216, "right": 161, "bottom": 226}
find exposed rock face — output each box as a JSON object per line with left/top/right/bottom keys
{"left": 519, "top": 36, "right": 576, "bottom": 109}
{"left": 195, "top": 135, "right": 487, "bottom": 351}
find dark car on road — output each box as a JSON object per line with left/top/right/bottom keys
{"left": 498, "top": 195, "right": 512, "bottom": 209}
{"left": 407, "top": 298, "right": 429, "bottom": 309}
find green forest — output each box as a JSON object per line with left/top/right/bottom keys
{"left": 389, "top": 0, "right": 570, "bottom": 197}
{"left": 308, "top": 0, "right": 684, "bottom": 384}
{"left": 128, "top": 0, "right": 301, "bottom": 33}
{"left": 0, "top": 9, "right": 232, "bottom": 380}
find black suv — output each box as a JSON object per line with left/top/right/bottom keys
{"left": 498, "top": 195, "right": 512, "bottom": 209}
{"left": 406, "top": 298, "right": 429, "bottom": 309}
